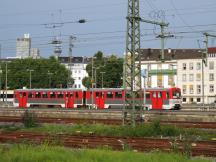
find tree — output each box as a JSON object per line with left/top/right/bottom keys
{"left": 84, "top": 51, "right": 123, "bottom": 88}
{"left": 82, "top": 77, "right": 91, "bottom": 89}
{"left": 0, "top": 57, "right": 73, "bottom": 89}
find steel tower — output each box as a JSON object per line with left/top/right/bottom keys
{"left": 123, "top": 0, "right": 142, "bottom": 126}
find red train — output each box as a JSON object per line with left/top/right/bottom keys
{"left": 13, "top": 87, "right": 181, "bottom": 110}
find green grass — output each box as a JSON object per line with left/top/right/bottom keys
{"left": 1, "top": 120, "right": 216, "bottom": 140}
{"left": 0, "top": 144, "right": 211, "bottom": 162}
{"left": 18, "top": 122, "right": 215, "bottom": 140}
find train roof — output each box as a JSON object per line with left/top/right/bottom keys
{"left": 14, "top": 87, "right": 180, "bottom": 92}
{"left": 14, "top": 88, "right": 83, "bottom": 92}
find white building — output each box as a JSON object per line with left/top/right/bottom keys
{"left": 30, "top": 48, "right": 40, "bottom": 59}
{"left": 16, "top": 34, "right": 31, "bottom": 58}
{"left": 59, "top": 56, "right": 89, "bottom": 89}
{"left": 139, "top": 48, "right": 216, "bottom": 104}
{"left": 16, "top": 34, "right": 40, "bottom": 59}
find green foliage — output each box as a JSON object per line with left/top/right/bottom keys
{"left": 0, "top": 144, "right": 210, "bottom": 162}
{"left": 22, "top": 110, "right": 38, "bottom": 128}
{"left": 21, "top": 123, "right": 183, "bottom": 138}
{"left": 85, "top": 51, "right": 123, "bottom": 88}
{"left": 0, "top": 57, "right": 72, "bottom": 89}
{"left": 82, "top": 76, "right": 91, "bottom": 89}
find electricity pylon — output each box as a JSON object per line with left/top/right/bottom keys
{"left": 123, "top": 0, "right": 142, "bottom": 127}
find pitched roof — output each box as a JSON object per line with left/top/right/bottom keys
{"left": 58, "top": 56, "right": 90, "bottom": 64}
{"left": 139, "top": 48, "right": 203, "bottom": 61}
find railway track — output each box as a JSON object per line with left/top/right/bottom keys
{"left": 0, "top": 131, "right": 215, "bottom": 157}
{"left": 0, "top": 116, "right": 216, "bottom": 129}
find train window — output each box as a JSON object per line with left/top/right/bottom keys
{"left": 107, "top": 92, "right": 113, "bottom": 98}
{"left": 28, "top": 92, "right": 33, "bottom": 98}
{"left": 42, "top": 92, "right": 48, "bottom": 98}
{"left": 19, "top": 93, "right": 23, "bottom": 97}
{"left": 145, "top": 92, "right": 150, "bottom": 99}
{"left": 70, "top": 93, "right": 73, "bottom": 97}
{"left": 158, "top": 92, "right": 162, "bottom": 98}
{"left": 7, "top": 94, "right": 13, "bottom": 98}
{"left": 96, "top": 92, "right": 100, "bottom": 97}
{"left": 166, "top": 92, "right": 169, "bottom": 99}
{"left": 76, "top": 92, "right": 79, "bottom": 98}
{"left": 50, "top": 92, "right": 55, "bottom": 98}
{"left": 115, "top": 92, "right": 122, "bottom": 98}
{"left": 173, "top": 90, "right": 181, "bottom": 98}
{"left": 58, "top": 93, "right": 63, "bottom": 98}
{"left": 153, "top": 92, "right": 157, "bottom": 98}
{"left": 35, "top": 92, "right": 40, "bottom": 98}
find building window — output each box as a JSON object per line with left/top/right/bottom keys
{"left": 209, "top": 73, "right": 214, "bottom": 81}
{"left": 190, "top": 98, "right": 194, "bottom": 103}
{"left": 182, "top": 85, "right": 187, "bottom": 94}
{"left": 168, "top": 75, "right": 174, "bottom": 86}
{"left": 189, "top": 85, "right": 194, "bottom": 94}
{"left": 209, "top": 85, "right": 214, "bottom": 93}
{"left": 196, "top": 62, "right": 201, "bottom": 70}
{"left": 78, "top": 84, "right": 81, "bottom": 88}
{"left": 75, "top": 84, "right": 77, "bottom": 88}
{"left": 78, "top": 77, "right": 81, "bottom": 80}
{"left": 182, "top": 98, "right": 187, "bottom": 102}
{"left": 189, "top": 63, "right": 193, "bottom": 70}
{"left": 189, "top": 74, "right": 194, "bottom": 81}
{"left": 182, "top": 63, "right": 186, "bottom": 70}
{"left": 209, "top": 61, "right": 214, "bottom": 70}
{"left": 157, "top": 75, "right": 162, "bottom": 87}
{"left": 196, "top": 73, "right": 201, "bottom": 81}
{"left": 197, "top": 98, "right": 201, "bottom": 103}
{"left": 197, "top": 85, "right": 201, "bottom": 94}
{"left": 182, "top": 74, "right": 186, "bottom": 82}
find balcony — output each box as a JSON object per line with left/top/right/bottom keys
{"left": 148, "top": 69, "right": 177, "bottom": 76}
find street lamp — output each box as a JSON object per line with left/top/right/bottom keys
{"left": 100, "top": 72, "right": 105, "bottom": 88}
{"left": 27, "top": 69, "right": 34, "bottom": 89}
{"left": 5, "top": 62, "right": 7, "bottom": 103}
{"left": 91, "top": 57, "right": 96, "bottom": 109}
{"left": 47, "top": 71, "right": 53, "bottom": 88}
{"left": 0, "top": 44, "right": 1, "bottom": 102}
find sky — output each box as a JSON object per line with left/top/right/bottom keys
{"left": 1, "top": 0, "right": 216, "bottom": 58}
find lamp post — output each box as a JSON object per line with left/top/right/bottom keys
{"left": 0, "top": 44, "right": 1, "bottom": 102}
{"left": 5, "top": 62, "right": 7, "bottom": 103}
{"left": 91, "top": 57, "right": 95, "bottom": 109}
{"left": 100, "top": 72, "right": 105, "bottom": 88}
{"left": 47, "top": 71, "right": 53, "bottom": 88}
{"left": 0, "top": 68, "right": 2, "bottom": 102}
{"left": 27, "top": 69, "right": 34, "bottom": 89}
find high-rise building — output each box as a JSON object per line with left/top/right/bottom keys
{"left": 16, "top": 34, "right": 31, "bottom": 58}
{"left": 30, "top": 48, "right": 40, "bottom": 59}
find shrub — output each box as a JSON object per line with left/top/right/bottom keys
{"left": 22, "top": 110, "right": 38, "bottom": 128}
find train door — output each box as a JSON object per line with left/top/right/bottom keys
{"left": 95, "top": 92, "right": 104, "bottom": 109}
{"left": 65, "top": 92, "right": 74, "bottom": 108}
{"left": 151, "top": 91, "right": 163, "bottom": 109}
{"left": 18, "top": 92, "right": 27, "bottom": 108}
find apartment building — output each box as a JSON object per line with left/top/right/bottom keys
{"left": 58, "top": 56, "right": 89, "bottom": 89}
{"left": 139, "top": 48, "right": 216, "bottom": 104}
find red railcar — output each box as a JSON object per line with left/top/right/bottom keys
{"left": 84, "top": 87, "right": 181, "bottom": 110}
{"left": 13, "top": 87, "right": 181, "bottom": 110}
{"left": 13, "top": 89, "right": 83, "bottom": 108}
